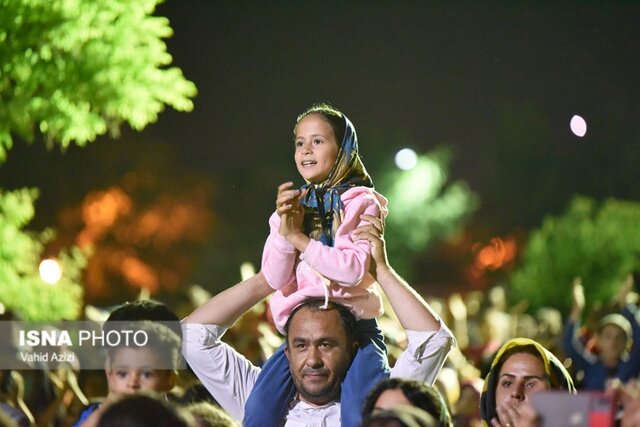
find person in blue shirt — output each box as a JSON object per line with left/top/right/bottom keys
{"left": 562, "top": 275, "right": 640, "bottom": 390}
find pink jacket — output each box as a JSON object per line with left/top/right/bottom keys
{"left": 262, "top": 187, "right": 388, "bottom": 333}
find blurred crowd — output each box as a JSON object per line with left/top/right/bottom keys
{"left": 1, "top": 272, "right": 639, "bottom": 427}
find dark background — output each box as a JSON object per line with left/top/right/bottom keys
{"left": 2, "top": 1, "right": 639, "bottom": 297}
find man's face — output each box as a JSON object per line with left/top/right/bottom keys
{"left": 284, "top": 306, "right": 356, "bottom": 406}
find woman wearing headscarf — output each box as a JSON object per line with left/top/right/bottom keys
{"left": 480, "top": 338, "right": 576, "bottom": 427}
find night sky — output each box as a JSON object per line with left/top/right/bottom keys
{"left": 2, "top": 1, "right": 639, "bottom": 295}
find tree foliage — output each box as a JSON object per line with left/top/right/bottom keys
{"left": 0, "top": 0, "right": 197, "bottom": 320}
{"left": 0, "top": 188, "right": 86, "bottom": 320}
{"left": 0, "top": 0, "right": 196, "bottom": 159}
{"left": 508, "top": 196, "right": 640, "bottom": 315}
{"left": 378, "top": 146, "right": 479, "bottom": 281}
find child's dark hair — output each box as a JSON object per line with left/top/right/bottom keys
{"left": 294, "top": 102, "right": 346, "bottom": 145}
{"left": 98, "top": 393, "right": 195, "bottom": 427}
{"left": 106, "top": 300, "right": 182, "bottom": 341}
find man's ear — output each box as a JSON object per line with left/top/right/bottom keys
{"left": 284, "top": 345, "right": 290, "bottom": 360}
{"left": 351, "top": 341, "right": 359, "bottom": 357}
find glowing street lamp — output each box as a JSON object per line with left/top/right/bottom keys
{"left": 39, "top": 258, "right": 62, "bottom": 285}
{"left": 394, "top": 148, "right": 418, "bottom": 170}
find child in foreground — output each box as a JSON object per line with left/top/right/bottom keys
{"left": 73, "top": 320, "right": 181, "bottom": 427}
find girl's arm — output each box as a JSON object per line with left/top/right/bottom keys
{"left": 289, "top": 190, "right": 380, "bottom": 285}
{"left": 261, "top": 182, "right": 302, "bottom": 290}
{"left": 261, "top": 211, "right": 297, "bottom": 290}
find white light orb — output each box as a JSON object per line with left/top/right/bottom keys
{"left": 39, "top": 259, "right": 62, "bottom": 285}
{"left": 240, "top": 262, "right": 256, "bottom": 281}
{"left": 395, "top": 148, "right": 418, "bottom": 170}
{"left": 570, "top": 115, "right": 587, "bottom": 137}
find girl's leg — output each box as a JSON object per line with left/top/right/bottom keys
{"left": 243, "top": 343, "right": 296, "bottom": 427}
{"left": 340, "top": 318, "right": 390, "bottom": 427}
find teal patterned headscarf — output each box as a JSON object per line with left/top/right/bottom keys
{"left": 298, "top": 106, "right": 373, "bottom": 246}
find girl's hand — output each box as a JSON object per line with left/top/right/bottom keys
{"left": 275, "top": 181, "right": 301, "bottom": 217}
{"left": 276, "top": 182, "right": 305, "bottom": 238}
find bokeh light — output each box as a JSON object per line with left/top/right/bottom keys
{"left": 474, "top": 237, "right": 517, "bottom": 271}
{"left": 39, "top": 259, "right": 62, "bottom": 285}
{"left": 240, "top": 262, "right": 256, "bottom": 280}
{"left": 395, "top": 148, "right": 418, "bottom": 170}
{"left": 570, "top": 115, "right": 587, "bottom": 137}
{"left": 381, "top": 148, "right": 478, "bottom": 256}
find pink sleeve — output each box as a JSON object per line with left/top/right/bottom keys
{"left": 300, "top": 191, "right": 381, "bottom": 286}
{"left": 261, "top": 212, "right": 297, "bottom": 290}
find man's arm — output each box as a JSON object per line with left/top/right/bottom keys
{"left": 182, "top": 272, "right": 273, "bottom": 326}
{"left": 181, "top": 273, "right": 274, "bottom": 421}
{"left": 374, "top": 265, "right": 442, "bottom": 332}
{"left": 352, "top": 214, "right": 455, "bottom": 383}
{"left": 352, "top": 214, "right": 442, "bottom": 331}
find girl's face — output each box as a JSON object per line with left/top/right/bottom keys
{"left": 294, "top": 114, "right": 340, "bottom": 183}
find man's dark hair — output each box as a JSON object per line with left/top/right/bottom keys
{"left": 362, "top": 378, "right": 453, "bottom": 427}
{"left": 283, "top": 299, "right": 358, "bottom": 347}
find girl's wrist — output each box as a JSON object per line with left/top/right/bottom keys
{"left": 286, "top": 232, "right": 309, "bottom": 252}
{"left": 281, "top": 230, "right": 299, "bottom": 240}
